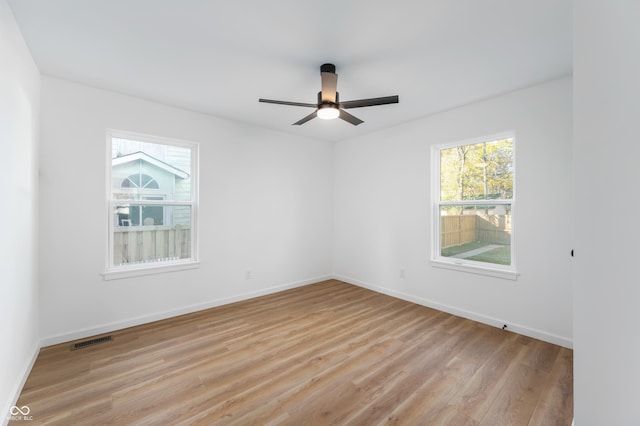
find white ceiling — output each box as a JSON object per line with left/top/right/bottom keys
{"left": 8, "top": 0, "right": 572, "bottom": 142}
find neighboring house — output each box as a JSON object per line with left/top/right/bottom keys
{"left": 111, "top": 151, "right": 190, "bottom": 227}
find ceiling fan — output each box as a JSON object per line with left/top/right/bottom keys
{"left": 259, "top": 63, "right": 399, "bottom": 126}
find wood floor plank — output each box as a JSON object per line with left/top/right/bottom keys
{"left": 11, "top": 280, "right": 573, "bottom": 425}
{"left": 479, "top": 363, "right": 551, "bottom": 426}
{"left": 447, "top": 332, "right": 528, "bottom": 421}
{"left": 528, "top": 347, "right": 574, "bottom": 425}
{"left": 383, "top": 356, "right": 479, "bottom": 425}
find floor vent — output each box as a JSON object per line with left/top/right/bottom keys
{"left": 70, "top": 335, "right": 113, "bottom": 351}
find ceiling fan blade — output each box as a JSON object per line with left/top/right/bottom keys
{"left": 339, "top": 109, "right": 363, "bottom": 126}
{"left": 340, "top": 95, "right": 399, "bottom": 109}
{"left": 293, "top": 110, "right": 318, "bottom": 125}
{"left": 259, "top": 98, "right": 317, "bottom": 108}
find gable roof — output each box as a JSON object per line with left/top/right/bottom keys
{"left": 112, "top": 151, "right": 189, "bottom": 179}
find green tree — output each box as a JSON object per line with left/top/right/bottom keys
{"left": 440, "top": 138, "right": 513, "bottom": 204}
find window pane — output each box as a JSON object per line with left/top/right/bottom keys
{"left": 112, "top": 204, "right": 191, "bottom": 266}
{"left": 439, "top": 204, "right": 511, "bottom": 266}
{"left": 440, "top": 138, "right": 513, "bottom": 201}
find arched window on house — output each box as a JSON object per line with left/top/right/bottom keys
{"left": 120, "top": 173, "right": 159, "bottom": 189}
{"left": 117, "top": 173, "right": 164, "bottom": 226}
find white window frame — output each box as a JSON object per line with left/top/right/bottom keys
{"left": 104, "top": 129, "right": 199, "bottom": 280}
{"left": 431, "top": 132, "right": 518, "bottom": 280}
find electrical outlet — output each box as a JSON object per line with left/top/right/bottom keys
{"left": 400, "top": 268, "right": 405, "bottom": 279}
{"left": 245, "top": 269, "right": 252, "bottom": 280}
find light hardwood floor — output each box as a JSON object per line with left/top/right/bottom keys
{"left": 12, "top": 280, "right": 573, "bottom": 425}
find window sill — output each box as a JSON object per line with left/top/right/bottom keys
{"left": 431, "top": 259, "right": 519, "bottom": 280}
{"left": 103, "top": 260, "right": 200, "bottom": 281}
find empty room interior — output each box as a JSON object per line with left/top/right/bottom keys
{"left": 2, "top": 1, "right": 639, "bottom": 425}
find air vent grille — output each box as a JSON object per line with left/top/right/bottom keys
{"left": 70, "top": 335, "right": 113, "bottom": 351}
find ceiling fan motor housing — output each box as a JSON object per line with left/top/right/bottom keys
{"left": 320, "top": 63, "right": 336, "bottom": 74}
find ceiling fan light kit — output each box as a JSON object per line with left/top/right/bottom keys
{"left": 317, "top": 104, "right": 340, "bottom": 120}
{"left": 259, "top": 63, "right": 398, "bottom": 126}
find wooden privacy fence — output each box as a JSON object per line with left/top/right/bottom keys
{"left": 113, "top": 225, "right": 190, "bottom": 265}
{"left": 441, "top": 215, "right": 511, "bottom": 249}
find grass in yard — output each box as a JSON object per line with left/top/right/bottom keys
{"left": 467, "top": 245, "right": 510, "bottom": 265}
{"left": 441, "top": 241, "right": 511, "bottom": 265}
{"left": 441, "top": 241, "right": 487, "bottom": 257}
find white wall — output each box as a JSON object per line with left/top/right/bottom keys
{"left": 0, "top": 0, "right": 40, "bottom": 420}
{"left": 38, "top": 77, "right": 333, "bottom": 344}
{"left": 334, "top": 77, "right": 573, "bottom": 347}
{"left": 573, "top": 2, "right": 640, "bottom": 424}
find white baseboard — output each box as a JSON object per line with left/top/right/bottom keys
{"left": 40, "top": 275, "right": 332, "bottom": 347}
{"left": 334, "top": 274, "right": 573, "bottom": 349}
{"left": 40, "top": 273, "right": 572, "bottom": 349}
{"left": 2, "top": 342, "right": 39, "bottom": 426}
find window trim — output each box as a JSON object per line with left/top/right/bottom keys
{"left": 104, "top": 129, "right": 200, "bottom": 280}
{"left": 431, "top": 132, "right": 518, "bottom": 280}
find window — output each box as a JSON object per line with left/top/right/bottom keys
{"left": 432, "top": 134, "right": 517, "bottom": 279}
{"left": 105, "top": 130, "right": 199, "bottom": 279}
